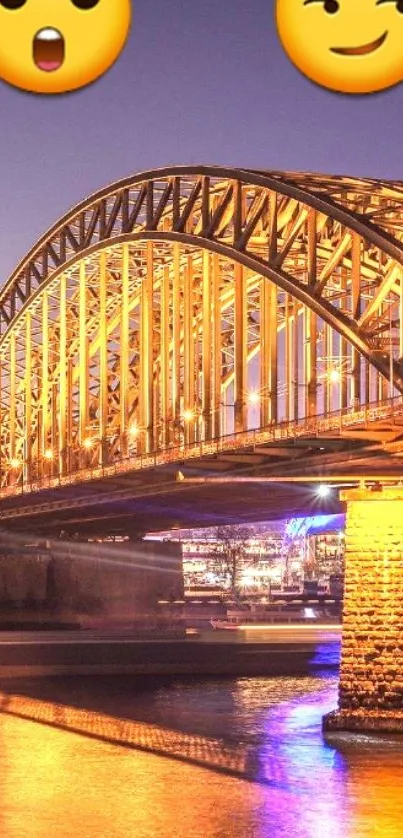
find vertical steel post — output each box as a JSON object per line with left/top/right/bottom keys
{"left": 234, "top": 262, "right": 246, "bottom": 432}
{"left": 293, "top": 299, "right": 299, "bottom": 421}
{"left": 161, "top": 264, "right": 170, "bottom": 446}
{"left": 260, "top": 279, "right": 270, "bottom": 427}
{"left": 59, "top": 274, "right": 67, "bottom": 476}
{"left": 305, "top": 306, "right": 317, "bottom": 417}
{"left": 140, "top": 241, "right": 154, "bottom": 452}
{"left": 183, "top": 255, "right": 195, "bottom": 444}
{"left": 0, "top": 359, "right": 3, "bottom": 486}
{"left": 172, "top": 244, "right": 181, "bottom": 439}
{"left": 351, "top": 234, "right": 361, "bottom": 404}
{"left": 120, "top": 244, "right": 129, "bottom": 455}
{"left": 79, "top": 261, "right": 88, "bottom": 448}
{"left": 66, "top": 358, "right": 73, "bottom": 473}
{"left": 285, "top": 294, "right": 292, "bottom": 422}
{"left": 24, "top": 311, "right": 32, "bottom": 484}
{"left": 202, "top": 250, "right": 212, "bottom": 440}
{"left": 41, "top": 292, "right": 49, "bottom": 469}
{"left": 324, "top": 323, "right": 331, "bottom": 415}
{"left": 212, "top": 253, "right": 221, "bottom": 438}
{"left": 9, "top": 332, "right": 16, "bottom": 466}
{"left": 389, "top": 301, "right": 394, "bottom": 401}
{"left": 268, "top": 282, "right": 278, "bottom": 423}
{"left": 268, "top": 191, "right": 278, "bottom": 424}
{"left": 99, "top": 251, "right": 108, "bottom": 465}
{"left": 340, "top": 269, "right": 348, "bottom": 409}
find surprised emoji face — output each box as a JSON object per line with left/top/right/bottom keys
{"left": 0, "top": 0, "right": 131, "bottom": 94}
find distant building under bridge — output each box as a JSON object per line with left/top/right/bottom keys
{"left": 146, "top": 514, "right": 345, "bottom": 596}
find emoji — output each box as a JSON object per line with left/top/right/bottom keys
{"left": 0, "top": 0, "right": 131, "bottom": 94}
{"left": 276, "top": 0, "right": 403, "bottom": 94}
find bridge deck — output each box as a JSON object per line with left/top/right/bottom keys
{"left": 0, "top": 399, "right": 402, "bottom": 536}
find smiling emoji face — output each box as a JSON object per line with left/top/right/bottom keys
{"left": 0, "top": 0, "right": 131, "bottom": 94}
{"left": 276, "top": 0, "right": 403, "bottom": 93}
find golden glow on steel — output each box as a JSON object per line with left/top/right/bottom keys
{"left": 0, "top": 166, "right": 401, "bottom": 495}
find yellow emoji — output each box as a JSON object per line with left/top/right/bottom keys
{"left": 0, "top": 0, "right": 131, "bottom": 95}
{"left": 276, "top": 0, "right": 403, "bottom": 94}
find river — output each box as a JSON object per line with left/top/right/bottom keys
{"left": 0, "top": 668, "right": 402, "bottom": 837}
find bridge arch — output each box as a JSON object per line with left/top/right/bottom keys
{"left": 1, "top": 165, "right": 403, "bottom": 488}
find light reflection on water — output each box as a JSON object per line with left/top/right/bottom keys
{"left": 0, "top": 673, "right": 402, "bottom": 837}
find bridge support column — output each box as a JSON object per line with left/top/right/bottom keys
{"left": 324, "top": 486, "right": 403, "bottom": 733}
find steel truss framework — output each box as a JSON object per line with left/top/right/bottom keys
{"left": 1, "top": 164, "right": 403, "bottom": 489}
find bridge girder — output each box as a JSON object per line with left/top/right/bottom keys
{"left": 1, "top": 165, "right": 403, "bottom": 498}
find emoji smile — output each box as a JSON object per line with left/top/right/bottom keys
{"left": 330, "top": 31, "right": 387, "bottom": 56}
{"left": 33, "top": 27, "right": 65, "bottom": 72}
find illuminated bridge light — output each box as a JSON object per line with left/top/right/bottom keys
{"left": 0, "top": 165, "right": 401, "bottom": 505}
{"left": 183, "top": 410, "right": 194, "bottom": 422}
{"left": 317, "top": 485, "right": 332, "bottom": 499}
{"left": 247, "top": 390, "right": 260, "bottom": 406}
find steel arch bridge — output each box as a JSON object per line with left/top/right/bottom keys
{"left": 1, "top": 164, "right": 403, "bottom": 498}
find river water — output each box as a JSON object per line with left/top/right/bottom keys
{"left": 0, "top": 669, "right": 402, "bottom": 837}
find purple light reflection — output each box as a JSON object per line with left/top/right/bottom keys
{"left": 250, "top": 684, "right": 349, "bottom": 838}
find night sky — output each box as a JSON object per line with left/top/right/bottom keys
{"left": 0, "top": 0, "right": 402, "bottom": 283}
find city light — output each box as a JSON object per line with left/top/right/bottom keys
{"left": 10, "top": 458, "right": 20, "bottom": 469}
{"left": 128, "top": 423, "right": 139, "bottom": 437}
{"left": 317, "top": 484, "right": 332, "bottom": 498}
{"left": 183, "top": 409, "right": 194, "bottom": 422}
{"left": 247, "top": 390, "right": 260, "bottom": 406}
{"left": 44, "top": 449, "right": 53, "bottom": 460}
{"left": 329, "top": 369, "right": 341, "bottom": 383}
{"left": 82, "top": 438, "right": 94, "bottom": 450}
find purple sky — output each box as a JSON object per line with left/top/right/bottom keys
{"left": 0, "top": 0, "right": 402, "bottom": 283}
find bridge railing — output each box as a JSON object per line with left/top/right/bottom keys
{"left": 1, "top": 396, "right": 402, "bottom": 500}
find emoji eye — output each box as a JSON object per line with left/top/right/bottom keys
{"left": 376, "top": 0, "right": 403, "bottom": 10}
{"left": 0, "top": 0, "right": 27, "bottom": 8}
{"left": 71, "top": 0, "right": 100, "bottom": 8}
{"left": 304, "top": 0, "right": 340, "bottom": 11}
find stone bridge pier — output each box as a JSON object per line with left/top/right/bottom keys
{"left": 324, "top": 486, "right": 403, "bottom": 733}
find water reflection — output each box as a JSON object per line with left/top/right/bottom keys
{"left": 0, "top": 675, "right": 402, "bottom": 837}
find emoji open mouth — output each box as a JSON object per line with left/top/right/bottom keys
{"left": 33, "top": 28, "right": 65, "bottom": 72}
{"left": 330, "top": 31, "right": 387, "bottom": 56}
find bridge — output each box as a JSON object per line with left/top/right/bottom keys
{"left": 0, "top": 165, "right": 403, "bottom": 535}
{"left": 0, "top": 164, "right": 403, "bottom": 732}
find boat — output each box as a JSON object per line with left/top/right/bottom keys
{"left": 210, "top": 618, "right": 239, "bottom": 630}
{"left": 210, "top": 603, "right": 340, "bottom": 630}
